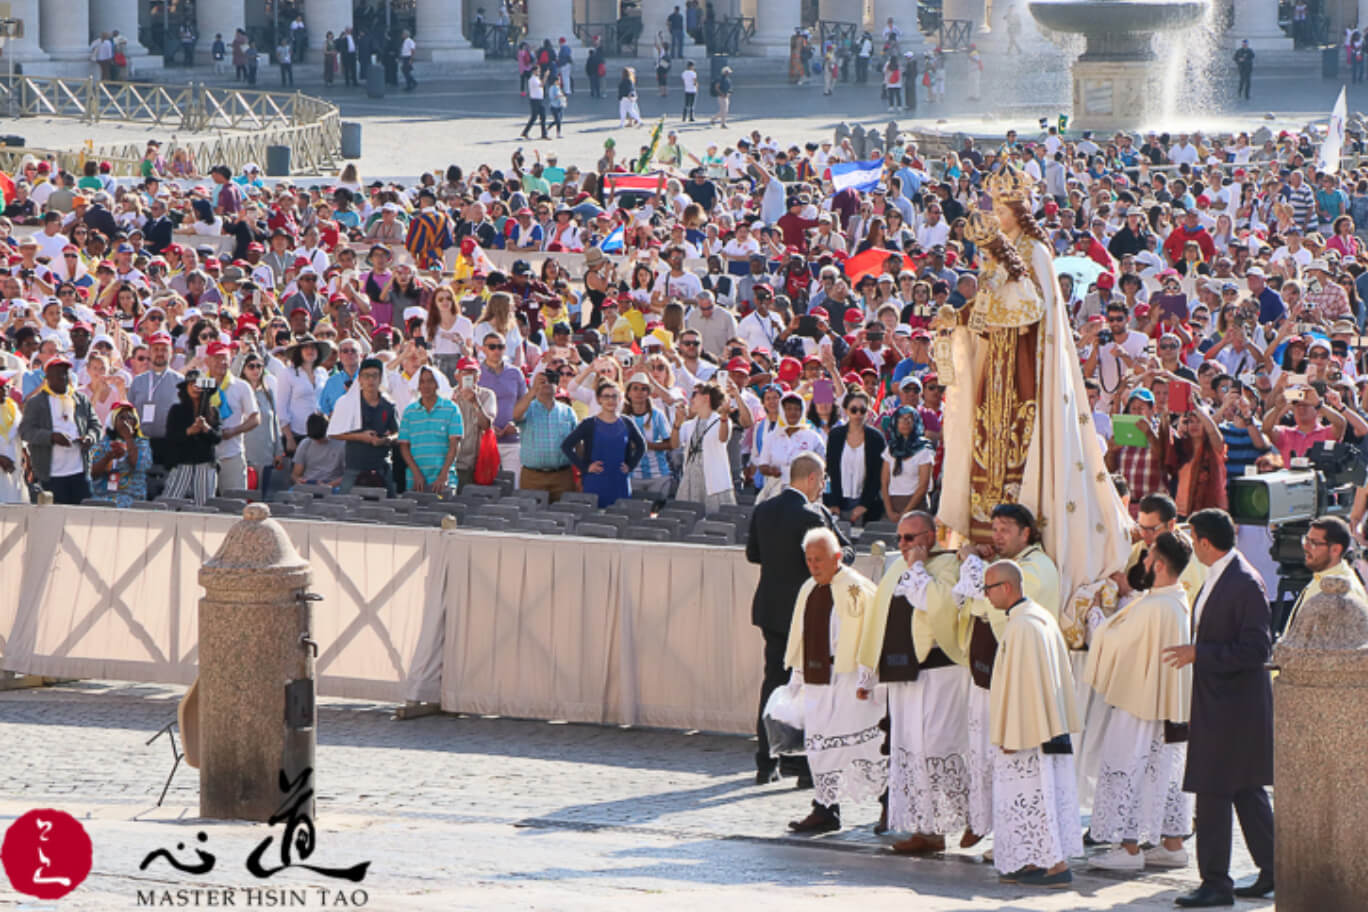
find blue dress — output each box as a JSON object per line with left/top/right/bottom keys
{"left": 582, "top": 417, "right": 630, "bottom": 508}
{"left": 561, "top": 415, "right": 647, "bottom": 508}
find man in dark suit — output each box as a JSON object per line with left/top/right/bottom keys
{"left": 746, "top": 451, "right": 853, "bottom": 786}
{"left": 1163, "top": 508, "right": 1275, "bottom": 907}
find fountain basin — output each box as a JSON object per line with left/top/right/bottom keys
{"left": 1027, "top": 0, "right": 1208, "bottom": 37}
{"left": 1028, "top": 0, "right": 1211, "bottom": 130}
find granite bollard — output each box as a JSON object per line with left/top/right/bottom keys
{"left": 197, "top": 503, "right": 318, "bottom": 821}
{"left": 1272, "top": 575, "right": 1368, "bottom": 910}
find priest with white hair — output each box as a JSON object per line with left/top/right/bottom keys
{"left": 781, "top": 526, "right": 886, "bottom": 835}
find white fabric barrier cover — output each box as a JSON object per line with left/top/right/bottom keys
{"left": 2, "top": 505, "right": 890, "bottom": 732}
{"left": 0, "top": 505, "right": 447, "bottom": 704}
{"left": 441, "top": 531, "right": 767, "bottom": 732}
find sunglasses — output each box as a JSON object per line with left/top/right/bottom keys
{"left": 486, "top": 343, "right": 506, "bottom": 350}
{"left": 848, "top": 406, "right": 867, "bottom": 415}
{"left": 897, "top": 532, "right": 926, "bottom": 542}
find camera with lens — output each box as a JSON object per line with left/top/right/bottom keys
{"left": 1097, "top": 329, "right": 1113, "bottom": 345}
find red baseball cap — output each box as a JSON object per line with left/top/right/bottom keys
{"left": 147, "top": 332, "right": 173, "bottom": 345}
{"left": 205, "top": 341, "right": 237, "bottom": 357}
{"left": 1097, "top": 272, "right": 1115, "bottom": 289}
{"left": 808, "top": 306, "right": 829, "bottom": 320}
{"left": 843, "top": 307, "right": 863, "bottom": 324}
{"left": 456, "top": 357, "right": 480, "bottom": 371}
{"left": 725, "top": 357, "right": 750, "bottom": 373}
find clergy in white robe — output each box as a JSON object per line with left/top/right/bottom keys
{"left": 953, "top": 503, "right": 1059, "bottom": 845}
{"left": 985, "top": 559, "right": 1082, "bottom": 887}
{"left": 1084, "top": 531, "right": 1194, "bottom": 871}
{"left": 858, "top": 511, "right": 972, "bottom": 854}
{"left": 783, "top": 528, "right": 886, "bottom": 833}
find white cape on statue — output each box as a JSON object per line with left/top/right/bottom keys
{"left": 937, "top": 234, "right": 1132, "bottom": 602}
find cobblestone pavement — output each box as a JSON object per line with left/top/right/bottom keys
{"left": 0, "top": 681, "right": 1271, "bottom": 910}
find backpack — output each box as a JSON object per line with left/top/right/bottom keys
{"left": 710, "top": 79, "right": 720, "bottom": 97}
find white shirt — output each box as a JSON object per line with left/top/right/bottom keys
{"left": 1192, "top": 548, "right": 1237, "bottom": 633}
{"left": 214, "top": 375, "right": 261, "bottom": 460}
{"left": 883, "top": 446, "right": 933, "bottom": 496}
{"left": 277, "top": 364, "right": 325, "bottom": 435}
{"left": 528, "top": 74, "right": 544, "bottom": 100}
{"left": 681, "top": 69, "right": 698, "bottom": 93}
{"left": 756, "top": 426, "right": 826, "bottom": 484}
{"left": 840, "top": 439, "right": 865, "bottom": 499}
{"left": 32, "top": 230, "right": 70, "bottom": 263}
{"left": 48, "top": 393, "right": 83, "bottom": 478}
{"left": 916, "top": 220, "right": 950, "bottom": 250}
{"left": 1170, "top": 143, "right": 1200, "bottom": 166}
{"left": 680, "top": 413, "right": 733, "bottom": 495}
{"left": 1092, "top": 330, "right": 1149, "bottom": 396}
{"left": 738, "top": 308, "right": 783, "bottom": 351}
{"left": 722, "top": 236, "right": 760, "bottom": 260}
{"left": 400, "top": 37, "right": 415, "bottom": 58}
{"left": 431, "top": 316, "right": 475, "bottom": 355}
{"left": 653, "top": 269, "right": 703, "bottom": 301}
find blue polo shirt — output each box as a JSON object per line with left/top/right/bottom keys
{"left": 399, "top": 397, "right": 464, "bottom": 488}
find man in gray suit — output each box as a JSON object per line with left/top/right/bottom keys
{"left": 127, "top": 332, "right": 182, "bottom": 468}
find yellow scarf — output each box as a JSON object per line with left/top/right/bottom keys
{"left": 208, "top": 371, "right": 234, "bottom": 414}
{"left": 39, "top": 381, "right": 76, "bottom": 417}
{"left": 0, "top": 394, "right": 16, "bottom": 435}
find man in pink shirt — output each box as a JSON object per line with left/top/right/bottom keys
{"left": 1260, "top": 383, "right": 1346, "bottom": 466}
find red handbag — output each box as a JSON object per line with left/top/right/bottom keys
{"left": 473, "top": 427, "right": 501, "bottom": 486}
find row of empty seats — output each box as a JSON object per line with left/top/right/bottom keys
{"left": 78, "top": 469, "right": 902, "bottom": 550}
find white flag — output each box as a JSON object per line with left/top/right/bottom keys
{"left": 1318, "top": 87, "right": 1348, "bottom": 175}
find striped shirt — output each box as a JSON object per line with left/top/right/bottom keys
{"left": 399, "top": 397, "right": 464, "bottom": 488}
{"left": 405, "top": 207, "right": 454, "bottom": 269}
{"left": 516, "top": 398, "right": 577, "bottom": 470}
{"left": 628, "top": 406, "right": 673, "bottom": 480}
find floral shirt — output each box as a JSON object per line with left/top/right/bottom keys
{"left": 91, "top": 436, "right": 153, "bottom": 507}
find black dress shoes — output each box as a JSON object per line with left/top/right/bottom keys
{"left": 788, "top": 807, "right": 840, "bottom": 834}
{"left": 1174, "top": 885, "right": 1234, "bottom": 907}
{"left": 1233, "top": 871, "right": 1274, "bottom": 898}
{"left": 755, "top": 767, "right": 781, "bottom": 785}
{"left": 794, "top": 774, "right": 814, "bottom": 790}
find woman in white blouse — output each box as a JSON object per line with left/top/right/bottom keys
{"left": 426, "top": 285, "right": 474, "bottom": 381}
{"left": 276, "top": 335, "right": 330, "bottom": 455}
{"left": 881, "top": 405, "right": 935, "bottom": 518}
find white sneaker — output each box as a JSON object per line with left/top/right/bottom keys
{"left": 1089, "top": 846, "right": 1145, "bottom": 871}
{"left": 1144, "top": 845, "right": 1190, "bottom": 868}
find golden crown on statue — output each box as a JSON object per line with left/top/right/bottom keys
{"left": 987, "top": 165, "right": 1032, "bottom": 204}
{"left": 964, "top": 210, "right": 1001, "bottom": 245}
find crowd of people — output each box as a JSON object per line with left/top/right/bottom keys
{"left": 3, "top": 124, "right": 1368, "bottom": 526}
{"left": 2, "top": 113, "right": 1367, "bottom": 899}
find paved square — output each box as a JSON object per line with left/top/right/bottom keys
{"left": 0, "top": 681, "right": 1270, "bottom": 910}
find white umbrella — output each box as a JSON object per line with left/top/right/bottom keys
{"left": 1052, "top": 255, "right": 1108, "bottom": 292}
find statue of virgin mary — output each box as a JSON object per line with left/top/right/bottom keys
{"left": 934, "top": 167, "right": 1132, "bottom": 614}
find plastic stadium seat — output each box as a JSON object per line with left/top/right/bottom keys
{"left": 574, "top": 523, "right": 621, "bottom": 539}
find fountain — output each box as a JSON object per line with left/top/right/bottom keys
{"left": 1027, "top": 0, "right": 1208, "bottom": 131}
